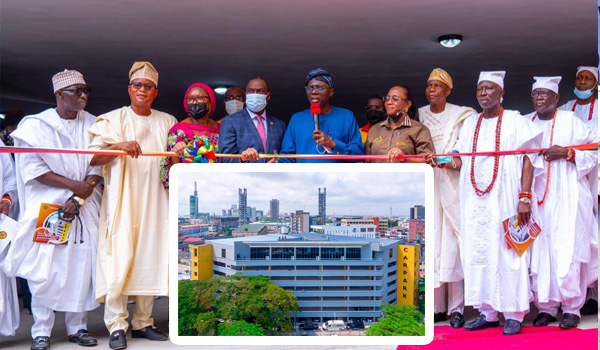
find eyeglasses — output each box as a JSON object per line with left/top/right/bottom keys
{"left": 305, "top": 86, "right": 329, "bottom": 94}
{"left": 129, "top": 82, "right": 156, "bottom": 91}
{"left": 187, "top": 95, "right": 209, "bottom": 103}
{"left": 224, "top": 95, "right": 245, "bottom": 101}
{"left": 62, "top": 87, "right": 91, "bottom": 96}
{"left": 384, "top": 95, "right": 407, "bottom": 102}
{"left": 531, "top": 90, "right": 553, "bottom": 98}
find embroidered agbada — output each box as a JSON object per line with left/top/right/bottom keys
{"left": 418, "top": 103, "right": 475, "bottom": 287}
{"left": 527, "top": 110, "right": 597, "bottom": 305}
{"left": 87, "top": 106, "right": 175, "bottom": 301}
{"left": 7, "top": 109, "right": 102, "bottom": 312}
{"left": 558, "top": 99, "right": 598, "bottom": 290}
{"left": 0, "top": 139, "right": 18, "bottom": 336}
{"left": 452, "top": 110, "right": 543, "bottom": 313}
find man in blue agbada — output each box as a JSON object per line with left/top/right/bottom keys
{"left": 279, "top": 68, "right": 364, "bottom": 163}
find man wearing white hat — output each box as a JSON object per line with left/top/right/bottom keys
{"left": 559, "top": 66, "right": 599, "bottom": 316}
{"left": 88, "top": 62, "right": 176, "bottom": 349}
{"left": 8, "top": 69, "right": 102, "bottom": 350}
{"left": 446, "top": 71, "right": 543, "bottom": 335}
{"left": 419, "top": 68, "right": 476, "bottom": 328}
{"left": 524, "top": 76, "right": 597, "bottom": 329}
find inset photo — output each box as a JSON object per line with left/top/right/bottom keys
{"left": 169, "top": 163, "right": 433, "bottom": 346}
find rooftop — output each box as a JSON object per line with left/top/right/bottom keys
{"left": 207, "top": 233, "right": 401, "bottom": 247}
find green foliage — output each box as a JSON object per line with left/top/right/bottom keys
{"left": 217, "top": 320, "right": 266, "bottom": 336}
{"left": 178, "top": 273, "right": 300, "bottom": 336}
{"left": 366, "top": 303, "right": 424, "bottom": 336}
{"left": 389, "top": 220, "right": 399, "bottom": 227}
{"left": 418, "top": 277, "right": 425, "bottom": 314}
{"left": 195, "top": 312, "right": 217, "bottom": 336}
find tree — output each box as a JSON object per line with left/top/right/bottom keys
{"left": 195, "top": 312, "right": 218, "bottom": 336}
{"left": 417, "top": 277, "right": 425, "bottom": 314}
{"left": 178, "top": 273, "right": 300, "bottom": 336}
{"left": 366, "top": 303, "right": 424, "bottom": 336}
{"left": 217, "top": 320, "right": 266, "bottom": 336}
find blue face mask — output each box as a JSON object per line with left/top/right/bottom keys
{"left": 574, "top": 87, "right": 595, "bottom": 99}
{"left": 246, "top": 93, "right": 268, "bottom": 113}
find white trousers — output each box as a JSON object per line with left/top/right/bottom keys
{"left": 31, "top": 298, "right": 87, "bottom": 338}
{"left": 434, "top": 281, "right": 464, "bottom": 315}
{"left": 534, "top": 264, "right": 588, "bottom": 318}
{"left": 104, "top": 295, "right": 154, "bottom": 333}
{"left": 478, "top": 303, "right": 526, "bottom": 323}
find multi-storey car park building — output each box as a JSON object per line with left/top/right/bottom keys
{"left": 189, "top": 233, "right": 421, "bottom": 324}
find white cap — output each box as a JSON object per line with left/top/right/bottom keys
{"left": 576, "top": 66, "right": 598, "bottom": 82}
{"left": 478, "top": 71, "right": 506, "bottom": 89}
{"left": 52, "top": 69, "right": 86, "bottom": 93}
{"left": 532, "top": 76, "right": 561, "bottom": 94}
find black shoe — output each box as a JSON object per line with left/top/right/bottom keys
{"left": 580, "top": 299, "right": 598, "bottom": 316}
{"left": 131, "top": 326, "right": 168, "bottom": 341}
{"left": 31, "top": 336, "right": 50, "bottom": 350}
{"left": 464, "top": 314, "right": 500, "bottom": 331}
{"left": 434, "top": 312, "right": 447, "bottom": 323}
{"left": 68, "top": 329, "right": 98, "bottom": 347}
{"left": 449, "top": 312, "right": 465, "bottom": 328}
{"left": 109, "top": 330, "right": 126, "bottom": 350}
{"left": 503, "top": 319, "right": 522, "bottom": 335}
{"left": 559, "top": 313, "right": 580, "bottom": 329}
{"left": 532, "top": 312, "right": 557, "bottom": 327}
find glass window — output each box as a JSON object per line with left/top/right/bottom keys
{"left": 221, "top": 249, "right": 226, "bottom": 258}
{"left": 271, "top": 247, "right": 294, "bottom": 260}
{"left": 250, "top": 247, "right": 270, "bottom": 259}
{"left": 346, "top": 248, "right": 361, "bottom": 260}
{"left": 321, "top": 247, "right": 344, "bottom": 260}
{"left": 296, "top": 247, "right": 319, "bottom": 260}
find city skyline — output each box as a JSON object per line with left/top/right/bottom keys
{"left": 177, "top": 172, "right": 425, "bottom": 217}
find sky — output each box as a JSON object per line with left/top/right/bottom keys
{"left": 176, "top": 171, "right": 425, "bottom": 217}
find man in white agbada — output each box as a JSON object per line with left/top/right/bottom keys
{"left": 88, "top": 61, "right": 175, "bottom": 350}
{"left": 419, "top": 68, "right": 475, "bottom": 328}
{"left": 0, "top": 139, "right": 19, "bottom": 337}
{"left": 8, "top": 70, "right": 102, "bottom": 350}
{"left": 559, "top": 66, "right": 599, "bottom": 316}
{"left": 447, "top": 71, "right": 543, "bottom": 335}
{"left": 524, "top": 76, "right": 597, "bottom": 329}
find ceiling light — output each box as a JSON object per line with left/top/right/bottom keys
{"left": 213, "top": 86, "right": 229, "bottom": 95}
{"left": 437, "top": 34, "right": 463, "bottom": 48}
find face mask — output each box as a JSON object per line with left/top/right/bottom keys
{"left": 225, "top": 100, "right": 244, "bottom": 115}
{"left": 187, "top": 103, "right": 208, "bottom": 119}
{"left": 574, "top": 87, "right": 595, "bottom": 99}
{"left": 246, "top": 93, "right": 268, "bottom": 113}
{"left": 366, "top": 110, "right": 385, "bottom": 125}
{"left": 388, "top": 111, "right": 403, "bottom": 123}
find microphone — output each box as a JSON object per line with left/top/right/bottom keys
{"left": 310, "top": 102, "right": 331, "bottom": 153}
{"left": 310, "top": 102, "right": 320, "bottom": 131}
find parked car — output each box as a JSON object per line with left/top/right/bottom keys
{"left": 299, "top": 323, "right": 317, "bottom": 331}
{"left": 348, "top": 320, "right": 365, "bottom": 329}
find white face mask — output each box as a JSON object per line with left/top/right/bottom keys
{"left": 245, "top": 93, "right": 268, "bottom": 113}
{"left": 225, "top": 100, "right": 244, "bottom": 115}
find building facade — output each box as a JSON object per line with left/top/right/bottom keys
{"left": 270, "top": 199, "right": 279, "bottom": 222}
{"left": 408, "top": 220, "right": 425, "bottom": 241}
{"left": 189, "top": 233, "right": 421, "bottom": 323}
{"left": 410, "top": 205, "right": 425, "bottom": 220}
{"left": 291, "top": 210, "right": 310, "bottom": 233}
{"left": 318, "top": 188, "right": 326, "bottom": 225}
{"left": 310, "top": 225, "right": 378, "bottom": 239}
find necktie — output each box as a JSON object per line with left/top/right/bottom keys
{"left": 255, "top": 115, "right": 267, "bottom": 152}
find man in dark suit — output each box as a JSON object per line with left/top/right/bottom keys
{"left": 219, "top": 78, "right": 286, "bottom": 163}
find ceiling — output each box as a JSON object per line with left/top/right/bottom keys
{"left": 1, "top": 0, "right": 597, "bottom": 126}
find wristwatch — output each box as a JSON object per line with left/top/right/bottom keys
{"left": 519, "top": 197, "right": 531, "bottom": 205}
{"left": 71, "top": 195, "right": 85, "bottom": 206}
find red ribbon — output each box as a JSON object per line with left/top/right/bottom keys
{"left": 0, "top": 143, "right": 597, "bottom": 160}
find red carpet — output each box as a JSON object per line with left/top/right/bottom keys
{"left": 397, "top": 325, "right": 598, "bottom": 350}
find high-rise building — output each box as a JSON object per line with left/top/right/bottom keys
{"left": 270, "top": 199, "right": 279, "bottom": 221}
{"left": 410, "top": 205, "right": 425, "bottom": 220}
{"left": 318, "top": 187, "right": 326, "bottom": 224}
{"left": 291, "top": 210, "right": 310, "bottom": 233}
{"left": 189, "top": 181, "right": 198, "bottom": 218}
{"left": 239, "top": 188, "right": 248, "bottom": 225}
{"left": 409, "top": 220, "right": 425, "bottom": 241}
{"left": 189, "top": 233, "right": 417, "bottom": 322}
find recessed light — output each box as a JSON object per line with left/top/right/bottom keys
{"left": 213, "top": 86, "right": 229, "bottom": 95}
{"left": 438, "top": 34, "right": 463, "bottom": 48}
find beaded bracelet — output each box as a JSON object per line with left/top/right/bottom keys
{"left": 1, "top": 194, "right": 12, "bottom": 207}
{"left": 519, "top": 191, "right": 532, "bottom": 199}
